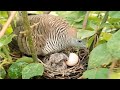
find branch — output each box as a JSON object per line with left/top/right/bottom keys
{"left": 21, "top": 11, "right": 38, "bottom": 62}
{"left": 82, "top": 11, "right": 90, "bottom": 30}
{"left": 97, "top": 11, "right": 109, "bottom": 38}
{"left": 89, "top": 11, "right": 109, "bottom": 52}
{"left": 43, "top": 11, "right": 51, "bottom": 14}
{"left": 0, "top": 11, "right": 16, "bottom": 38}
{"left": 2, "top": 45, "right": 12, "bottom": 62}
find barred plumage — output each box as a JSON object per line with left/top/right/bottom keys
{"left": 13, "top": 14, "right": 84, "bottom": 56}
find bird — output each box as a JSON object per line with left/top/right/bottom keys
{"left": 12, "top": 14, "right": 85, "bottom": 56}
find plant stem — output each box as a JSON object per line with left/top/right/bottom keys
{"left": 82, "top": 11, "right": 90, "bottom": 30}
{"left": 2, "top": 45, "right": 12, "bottom": 62}
{"left": 97, "top": 11, "right": 109, "bottom": 38}
{"left": 89, "top": 11, "right": 109, "bottom": 52}
{"left": 21, "top": 11, "right": 38, "bottom": 62}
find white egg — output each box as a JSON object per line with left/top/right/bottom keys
{"left": 66, "top": 53, "right": 79, "bottom": 66}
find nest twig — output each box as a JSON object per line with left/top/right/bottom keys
{"left": 40, "top": 47, "right": 89, "bottom": 79}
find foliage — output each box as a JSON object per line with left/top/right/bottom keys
{"left": 8, "top": 61, "right": 29, "bottom": 79}
{"left": 0, "top": 67, "right": 6, "bottom": 79}
{"left": 0, "top": 34, "right": 16, "bottom": 47}
{"left": 22, "top": 63, "right": 44, "bottom": 79}
{"left": 0, "top": 11, "right": 120, "bottom": 79}
{"left": 107, "top": 30, "right": 120, "bottom": 59}
{"left": 88, "top": 43, "right": 112, "bottom": 69}
{"left": 83, "top": 68, "right": 109, "bottom": 79}
{"left": 0, "top": 11, "right": 44, "bottom": 79}
{"left": 16, "top": 56, "right": 34, "bottom": 63}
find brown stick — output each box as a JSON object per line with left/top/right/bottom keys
{"left": 89, "top": 11, "right": 109, "bottom": 52}
{"left": 82, "top": 11, "right": 90, "bottom": 30}
{"left": 0, "top": 11, "right": 16, "bottom": 38}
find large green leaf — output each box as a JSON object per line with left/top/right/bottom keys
{"left": 16, "top": 56, "right": 34, "bottom": 63}
{"left": 0, "top": 67, "right": 6, "bottom": 79}
{"left": 22, "top": 63, "right": 44, "bottom": 79}
{"left": 88, "top": 43, "right": 112, "bottom": 69}
{"left": 109, "top": 11, "right": 120, "bottom": 18}
{"left": 8, "top": 61, "right": 28, "bottom": 79}
{"left": 56, "top": 11, "right": 85, "bottom": 25}
{"left": 0, "top": 34, "right": 16, "bottom": 47}
{"left": 77, "top": 29, "right": 95, "bottom": 39}
{"left": 107, "top": 30, "right": 120, "bottom": 59}
{"left": 83, "top": 68, "right": 109, "bottom": 79}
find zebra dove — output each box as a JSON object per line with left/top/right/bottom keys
{"left": 13, "top": 14, "right": 85, "bottom": 56}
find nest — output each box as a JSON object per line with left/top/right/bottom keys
{"left": 39, "top": 47, "right": 89, "bottom": 79}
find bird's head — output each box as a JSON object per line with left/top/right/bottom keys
{"left": 67, "top": 27, "right": 86, "bottom": 48}
{"left": 70, "top": 38, "right": 86, "bottom": 48}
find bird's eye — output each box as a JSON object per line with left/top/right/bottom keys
{"left": 78, "top": 40, "right": 82, "bottom": 43}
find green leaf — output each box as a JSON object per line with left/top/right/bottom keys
{"left": 16, "top": 56, "right": 34, "bottom": 63}
{"left": 108, "top": 18, "right": 120, "bottom": 29}
{"left": 107, "top": 30, "right": 120, "bottom": 59}
{"left": 74, "top": 18, "right": 83, "bottom": 22}
{"left": 88, "top": 43, "right": 112, "bottom": 69}
{"left": 8, "top": 61, "right": 28, "bottom": 79}
{"left": 88, "top": 20, "right": 98, "bottom": 30}
{"left": 101, "top": 32, "right": 112, "bottom": 41}
{"left": 22, "top": 63, "right": 44, "bottom": 79}
{"left": 0, "top": 11, "right": 8, "bottom": 21}
{"left": 72, "top": 22, "right": 83, "bottom": 29}
{"left": 109, "top": 11, "right": 120, "bottom": 18}
{"left": 108, "top": 18, "right": 120, "bottom": 25}
{"left": 83, "top": 68, "right": 109, "bottom": 79}
{"left": 0, "top": 67, "right": 6, "bottom": 78}
{"left": 6, "top": 26, "right": 13, "bottom": 35}
{"left": 0, "top": 34, "right": 16, "bottom": 47}
{"left": 88, "top": 15, "right": 101, "bottom": 22}
{"left": 100, "top": 23, "right": 115, "bottom": 29}
{"left": 56, "top": 11, "right": 85, "bottom": 24}
{"left": 77, "top": 29, "right": 95, "bottom": 39}
{"left": 97, "top": 40, "right": 107, "bottom": 45}
{"left": 109, "top": 72, "right": 120, "bottom": 79}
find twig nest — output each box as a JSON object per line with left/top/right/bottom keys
{"left": 41, "top": 47, "right": 89, "bottom": 79}
{"left": 66, "top": 53, "right": 79, "bottom": 66}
